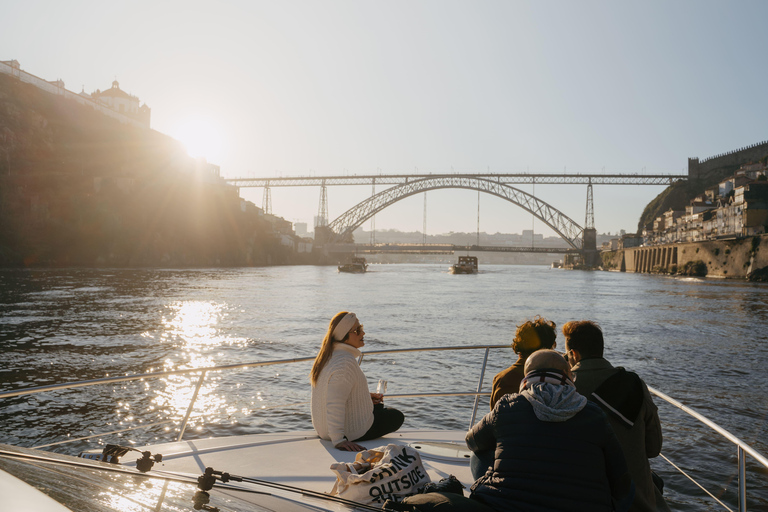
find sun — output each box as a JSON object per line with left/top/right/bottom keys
{"left": 170, "top": 118, "right": 226, "bottom": 163}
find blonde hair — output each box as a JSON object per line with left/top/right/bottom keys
{"left": 310, "top": 311, "right": 351, "bottom": 386}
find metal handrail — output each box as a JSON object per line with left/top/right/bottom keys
{"left": 648, "top": 386, "right": 768, "bottom": 470}
{"left": 648, "top": 386, "right": 768, "bottom": 512}
{"left": 2, "top": 344, "right": 766, "bottom": 511}
{"left": 0, "top": 356, "right": 318, "bottom": 400}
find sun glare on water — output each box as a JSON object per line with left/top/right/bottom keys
{"left": 170, "top": 118, "right": 226, "bottom": 163}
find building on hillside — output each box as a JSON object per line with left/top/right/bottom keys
{"left": 264, "top": 213, "right": 294, "bottom": 235}
{"left": 1, "top": 59, "right": 21, "bottom": 77}
{"left": 297, "top": 237, "right": 314, "bottom": 253}
{"left": 618, "top": 233, "right": 643, "bottom": 249}
{"left": 240, "top": 199, "right": 263, "bottom": 216}
{"left": 718, "top": 175, "right": 751, "bottom": 200}
{"left": 294, "top": 222, "right": 309, "bottom": 237}
{"left": 735, "top": 182, "right": 768, "bottom": 236}
{"left": 662, "top": 209, "right": 685, "bottom": 243}
{"left": 277, "top": 233, "right": 314, "bottom": 253}
{"left": 190, "top": 158, "right": 223, "bottom": 185}
{"left": 701, "top": 210, "right": 716, "bottom": 239}
{"left": 642, "top": 173, "right": 768, "bottom": 245}
{"left": 89, "top": 80, "right": 151, "bottom": 127}
{"left": 737, "top": 162, "right": 767, "bottom": 180}
{"left": 1, "top": 60, "right": 151, "bottom": 129}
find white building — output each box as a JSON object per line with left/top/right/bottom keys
{"left": 90, "top": 80, "right": 150, "bottom": 127}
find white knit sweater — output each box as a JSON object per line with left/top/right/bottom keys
{"left": 311, "top": 343, "right": 374, "bottom": 446}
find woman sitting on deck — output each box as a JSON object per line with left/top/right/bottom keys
{"left": 310, "top": 311, "right": 404, "bottom": 451}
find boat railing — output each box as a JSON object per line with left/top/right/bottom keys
{"left": 1, "top": 345, "right": 766, "bottom": 511}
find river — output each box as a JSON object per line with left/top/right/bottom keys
{"left": 1, "top": 264, "right": 767, "bottom": 509}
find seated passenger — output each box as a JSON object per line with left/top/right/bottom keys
{"left": 463, "top": 350, "right": 632, "bottom": 511}
{"left": 470, "top": 316, "right": 557, "bottom": 478}
{"left": 564, "top": 320, "right": 669, "bottom": 512}
{"left": 310, "top": 311, "right": 404, "bottom": 451}
{"left": 489, "top": 315, "right": 558, "bottom": 409}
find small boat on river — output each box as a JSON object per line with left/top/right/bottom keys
{"left": 450, "top": 256, "right": 478, "bottom": 274}
{"left": 1, "top": 345, "right": 766, "bottom": 511}
{"left": 338, "top": 257, "right": 368, "bottom": 273}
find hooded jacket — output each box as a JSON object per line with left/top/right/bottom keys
{"left": 466, "top": 379, "right": 633, "bottom": 512}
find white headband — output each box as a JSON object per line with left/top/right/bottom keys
{"left": 332, "top": 313, "right": 358, "bottom": 341}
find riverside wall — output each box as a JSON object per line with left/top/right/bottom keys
{"left": 601, "top": 234, "right": 768, "bottom": 279}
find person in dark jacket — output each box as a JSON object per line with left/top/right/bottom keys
{"left": 564, "top": 320, "right": 669, "bottom": 512}
{"left": 472, "top": 316, "right": 558, "bottom": 478}
{"left": 397, "top": 350, "right": 633, "bottom": 512}
{"left": 467, "top": 350, "right": 633, "bottom": 512}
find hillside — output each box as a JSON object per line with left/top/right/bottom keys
{"left": 637, "top": 160, "right": 764, "bottom": 233}
{"left": 0, "top": 73, "right": 290, "bottom": 267}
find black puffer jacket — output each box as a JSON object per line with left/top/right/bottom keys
{"left": 466, "top": 393, "right": 633, "bottom": 512}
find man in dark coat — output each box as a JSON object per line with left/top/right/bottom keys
{"left": 467, "top": 350, "right": 633, "bottom": 512}
{"left": 564, "top": 320, "right": 669, "bottom": 512}
{"left": 398, "top": 350, "right": 632, "bottom": 512}
{"left": 473, "top": 316, "right": 558, "bottom": 479}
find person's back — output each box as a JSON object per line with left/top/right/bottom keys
{"left": 469, "top": 394, "right": 630, "bottom": 512}
{"left": 565, "top": 321, "right": 668, "bottom": 512}
{"left": 467, "top": 350, "right": 633, "bottom": 512}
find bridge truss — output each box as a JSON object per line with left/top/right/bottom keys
{"left": 326, "top": 176, "right": 585, "bottom": 248}
{"left": 227, "top": 172, "right": 686, "bottom": 188}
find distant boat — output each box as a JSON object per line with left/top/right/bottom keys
{"left": 551, "top": 261, "right": 563, "bottom": 269}
{"left": 450, "top": 255, "right": 478, "bottom": 274}
{"left": 338, "top": 257, "right": 367, "bottom": 273}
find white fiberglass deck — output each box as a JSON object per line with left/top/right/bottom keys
{"left": 126, "top": 429, "right": 474, "bottom": 496}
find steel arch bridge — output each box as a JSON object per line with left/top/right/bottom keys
{"left": 325, "top": 176, "right": 584, "bottom": 248}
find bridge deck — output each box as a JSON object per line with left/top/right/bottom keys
{"left": 335, "top": 244, "right": 573, "bottom": 254}
{"left": 228, "top": 172, "right": 686, "bottom": 187}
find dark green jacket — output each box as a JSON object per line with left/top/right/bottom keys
{"left": 571, "top": 358, "right": 668, "bottom": 512}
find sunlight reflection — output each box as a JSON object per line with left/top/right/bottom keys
{"left": 147, "top": 301, "right": 254, "bottom": 432}
{"left": 98, "top": 478, "right": 185, "bottom": 512}
{"left": 161, "top": 300, "right": 222, "bottom": 347}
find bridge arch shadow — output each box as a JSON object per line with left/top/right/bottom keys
{"left": 325, "top": 176, "right": 584, "bottom": 248}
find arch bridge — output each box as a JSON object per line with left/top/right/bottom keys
{"left": 322, "top": 176, "right": 584, "bottom": 248}
{"left": 226, "top": 171, "right": 686, "bottom": 255}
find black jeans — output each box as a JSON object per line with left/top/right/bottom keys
{"left": 355, "top": 403, "right": 405, "bottom": 441}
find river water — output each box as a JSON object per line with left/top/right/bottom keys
{"left": 1, "top": 265, "right": 767, "bottom": 509}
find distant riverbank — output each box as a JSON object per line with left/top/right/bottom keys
{"left": 601, "top": 234, "right": 768, "bottom": 280}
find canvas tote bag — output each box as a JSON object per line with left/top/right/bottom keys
{"left": 330, "top": 443, "right": 431, "bottom": 505}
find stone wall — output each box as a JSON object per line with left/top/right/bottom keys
{"left": 603, "top": 234, "right": 768, "bottom": 278}
{"left": 688, "top": 140, "right": 768, "bottom": 179}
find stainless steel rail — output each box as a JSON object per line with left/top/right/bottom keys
{"left": 648, "top": 386, "right": 768, "bottom": 512}
{"left": 2, "top": 344, "right": 765, "bottom": 511}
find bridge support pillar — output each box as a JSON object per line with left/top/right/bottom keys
{"left": 581, "top": 228, "right": 600, "bottom": 268}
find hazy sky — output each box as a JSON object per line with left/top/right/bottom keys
{"left": 3, "top": 1, "right": 768, "bottom": 236}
